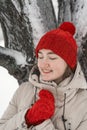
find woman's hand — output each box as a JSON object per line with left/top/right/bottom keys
{"left": 25, "top": 89, "right": 55, "bottom": 127}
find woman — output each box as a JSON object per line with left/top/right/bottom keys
{"left": 0, "top": 22, "right": 87, "bottom": 130}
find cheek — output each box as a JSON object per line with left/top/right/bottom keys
{"left": 53, "top": 62, "right": 67, "bottom": 76}
{"left": 56, "top": 67, "right": 65, "bottom": 76}
{"left": 37, "top": 61, "right": 42, "bottom": 72}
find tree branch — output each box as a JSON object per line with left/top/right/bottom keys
{"left": 0, "top": 46, "right": 31, "bottom": 84}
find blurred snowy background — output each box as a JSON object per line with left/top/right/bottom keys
{"left": 0, "top": 24, "right": 19, "bottom": 117}
{"left": 0, "top": 0, "right": 58, "bottom": 117}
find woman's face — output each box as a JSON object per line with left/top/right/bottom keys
{"left": 37, "top": 49, "right": 68, "bottom": 81}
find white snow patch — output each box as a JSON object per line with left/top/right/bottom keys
{"left": 23, "top": 0, "right": 46, "bottom": 46}
{"left": 0, "top": 24, "right": 4, "bottom": 41}
{"left": 52, "top": 0, "right": 58, "bottom": 21}
{"left": 0, "top": 40, "right": 4, "bottom": 47}
{"left": 0, "top": 66, "right": 18, "bottom": 117}
{"left": 11, "top": 0, "right": 21, "bottom": 13}
{"left": 0, "top": 48, "right": 28, "bottom": 66}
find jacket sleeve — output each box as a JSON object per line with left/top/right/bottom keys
{"left": 0, "top": 82, "right": 29, "bottom": 130}
{"left": 76, "top": 113, "right": 87, "bottom": 130}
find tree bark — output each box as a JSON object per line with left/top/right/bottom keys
{"left": 0, "top": 0, "right": 57, "bottom": 84}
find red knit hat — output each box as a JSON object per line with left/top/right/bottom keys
{"left": 35, "top": 22, "right": 78, "bottom": 69}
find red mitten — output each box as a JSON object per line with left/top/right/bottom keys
{"left": 25, "top": 89, "right": 55, "bottom": 126}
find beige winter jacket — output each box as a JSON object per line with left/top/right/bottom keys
{"left": 0, "top": 62, "right": 87, "bottom": 130}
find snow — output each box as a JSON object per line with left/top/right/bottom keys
{"left": 22, "top": 0, "right": 46, "bottom": 46}
{"left": 51, "top": 0, "right": 58, "bottom": 21}
{"left": 0, "top": 44, "right": 19, "bottom": 117}
{"left": 0, "top": 66, "right": 18, "bottom": 117}
{"left": 11, "top": 0, "right": 21, "bottom": 13}
{"left": 0, "top": 26, "right": 19, "bottom": 117}
{"left": 10, "top": 0, "right": 58, "bottom": 47}
{"left": 11, "top": 0, "right": 46, "bottom": 46}
{"left": 0, "top": 40, "right": 4, "bottom": 47}
{"left": 73, "top": 0, "right": 87, "bottom": 45}
{"left": 0, "top": 26, "right": 4, "bottom": 41}
{"left": 23, "top": 0, "right": 58, "bottom": 46}
{"left": 0, "top": 47, "right": 28, "bottom": 66}
{"left": 0, "top": 23, "right": 27, "bottom": 66}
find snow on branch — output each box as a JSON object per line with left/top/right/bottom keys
{"left": 0, "top": 46, "right": 28, "bottom": 66}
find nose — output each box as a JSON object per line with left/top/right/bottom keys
{"left": 42, "top": 59, "right": 49, "bottom": 68}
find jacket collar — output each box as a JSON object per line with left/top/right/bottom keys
{"left": 67, "top": 62, "right": 87, "bottom": 89}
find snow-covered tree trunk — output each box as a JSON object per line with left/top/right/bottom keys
{"left": 0, "top": 0, "right": 57, "bottom": 84}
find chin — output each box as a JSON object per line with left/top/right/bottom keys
{"left": 41, "top": 74, "right": 55, "bottom": 81}
{"left": 41, "top": 77, "right": 53, "bottom": 82}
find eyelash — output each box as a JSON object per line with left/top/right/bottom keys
{"left": 38, "top": 56, "right": 57, "bottom": 60}
{"left": 38, "top": 57, "right": 43, "bottom": 59}
{"left": 49, "top": 57, "right": 57, "bottom": 60}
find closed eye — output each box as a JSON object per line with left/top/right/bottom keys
{"left": 38, "top": 56, "right": 43, "bottom": 59}
{"left": 49, "top": 57, "right": 58, "bottom": 60}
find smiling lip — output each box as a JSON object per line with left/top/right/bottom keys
{"left": 41, "top": 69, "right": 52, "bottom": 74}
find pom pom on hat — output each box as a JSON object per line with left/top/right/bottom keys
{"left": 35, "top": 21, "right": 78, "bottom": 69}
{"left": 59, "top": 22, "right": 75, "bottom": 36}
